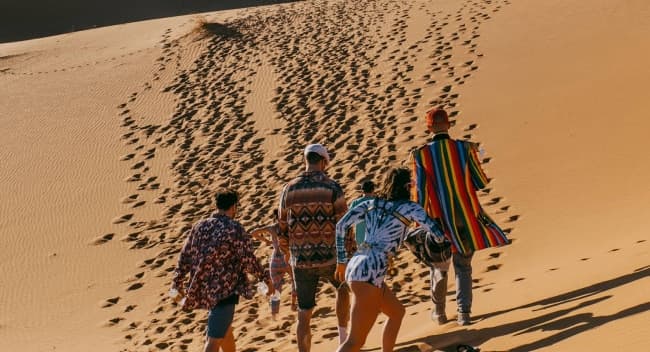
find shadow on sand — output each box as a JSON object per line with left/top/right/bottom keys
{"left": 394, "top": 265, "right": 650, "bottom": 351}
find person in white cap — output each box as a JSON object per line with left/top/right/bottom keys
{"left": 277, "top": 143, "right": 355, "bottom": 351}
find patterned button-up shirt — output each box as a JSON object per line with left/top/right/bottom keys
{"left": 278, "top": 171, "right": 355, "bottom": 269}
{"left": 173, "top": 213, "right": 269, "bottom": 310}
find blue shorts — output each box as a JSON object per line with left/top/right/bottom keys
{"left": 206, "top": 295, "right": 239, "bottom": 338}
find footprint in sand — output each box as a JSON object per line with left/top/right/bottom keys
{"left": 488, "top": 252, "right": 501, "bottom": 259}
{"left": 121, "top": 194, "right": 138, "bottom": 204}
{"left": 106, "top": 317, "right": 125, "bottom": 326}
{"left": 120, "top": 153, "right": 135, "bottom": 161}
{"left": 101, "top": 296, "right": 121, "bottom": 308}
{"left": 131, "top": 201, "right": 146, "bottom": 208}
{"left": 487, "top": 197, "right": 502, "bottom": 205}
{"left": 112, "top": 214, "right": 134, "bottom": 224}
{"left": 126, "top": 282, "right": 144, "bottom": 291}
{"left": 506, "top": 214, "right": 520, "bottom": 222}
{"left": 90, "top": 233, "right": 115, "bottom": 245}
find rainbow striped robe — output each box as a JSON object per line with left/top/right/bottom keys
{"left": 410, "top": 134, "right": 509, "bottom": 254}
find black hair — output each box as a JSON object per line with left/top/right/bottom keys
{"left": 378, "top": 168, "right": 411, "bottom": 201}
{"left": 306, "top": 151, "right": 325, "bottom": 165}
{"left": 361, "top": 180, "right": 375, "bottom": 193}
{"left": 215, "top": 188, "right": 239, "bottom": 210}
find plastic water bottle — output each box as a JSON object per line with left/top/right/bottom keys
{"left": 256, "top": 281, "right": 269, "bottom": 296}
{"left": 270, "top": 292, "right": 281, "bottom": 320}
{"left": 169, "top": 288, "right": 186, "bottom": 305}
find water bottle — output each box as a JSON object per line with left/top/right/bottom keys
{"left": 256, "top": 281, "right": 269, "bottom": 296}
{"left": 169, "top": 288, "right": 186, "bottom": 305}
{"left": 270, "top": 292, "right": 281, "bottom": 320}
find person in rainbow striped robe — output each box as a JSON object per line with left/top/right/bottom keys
{"left": 410, "top": 107, "right": 509, "bottom": 326}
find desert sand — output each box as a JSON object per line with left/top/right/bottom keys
{"left": 1, "top": 0, "right": 648, "bottom": 351}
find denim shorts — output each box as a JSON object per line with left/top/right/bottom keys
{"left": 206, "top": 295, "right": 239, "bottom": 338}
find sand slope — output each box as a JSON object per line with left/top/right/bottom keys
{"left": 1, "top": 0, "right": 648, "bottom": 351}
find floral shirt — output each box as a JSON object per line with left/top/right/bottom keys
{"left": 173, "top": 213, "right": 269, "bottom": 310}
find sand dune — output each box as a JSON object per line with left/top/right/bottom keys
{"left": 1, "top": 0, "right": 648, "bottom": 351}
{"left": 0, "top": 0, "right": 298, "bottom": 43}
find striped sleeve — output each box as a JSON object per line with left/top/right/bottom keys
{"left": 466, "top": 142, "right": 489, "bottom": 190}
{"left": 410, "top": 150, "right": 422, "bottom": 204}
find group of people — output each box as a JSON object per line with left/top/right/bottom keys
{"left": 171, "top": 108, "right": 509, "bottom": 352}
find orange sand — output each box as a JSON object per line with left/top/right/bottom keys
{"left": 1, "top": 1, "right": 648, "bottom": 351}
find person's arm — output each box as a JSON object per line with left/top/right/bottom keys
{"left": 335, "top": 200, "right": 369, "bottom": 264}
{"left": 237, "top": 227, "right": 274, "bottom": 296}
{"left": 407, "top": 203, "right": 445, "bottom": 242}
{"left": 466, "top": 142, "right": 489, "bottom": 190}
{"left": 172, "top": 228, "right": 195, "bottom": 293}
{"left": 333, "top": 185, "right": 356, "bottom": 255}
{"left": 334, "top": 200, "right": 369, "bottom": 282}
{"left": 409, "top": 149, "right": 426, "bottom": 207}
{"left": 249, "top": 224, "right": 275, "bottom": 246}
{"left": 277, "top": 185, "right": 290, "bottom": 240}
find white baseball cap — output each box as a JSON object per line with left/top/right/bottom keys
{"left": 304, "top": 144, "right": 330, "bottom": 162}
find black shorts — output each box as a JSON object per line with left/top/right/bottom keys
{"left": 293, "top": 264, "right": 346, "bottom": 310}
{"left": 206, "top": 295, "right": 239, "bottom": 338}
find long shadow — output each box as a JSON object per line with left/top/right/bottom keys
{"left": 0, "top": 0, "right": 300, "bottom": 43}
{"left": 395, "top": 266, "right": 649, "bottom": 351}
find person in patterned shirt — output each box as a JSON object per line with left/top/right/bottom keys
{"left": 278, "top": 143, "right": 354, "bottom": 351}
{"left": 171, "top": 188, "right": 273, "bottom": 352}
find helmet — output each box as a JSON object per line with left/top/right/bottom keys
{"left": 404, "top": 227, "right": 452, "bottom": 266}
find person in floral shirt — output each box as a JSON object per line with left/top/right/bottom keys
{"left": 171, "top": 188, "right": 273, "bottom": 352}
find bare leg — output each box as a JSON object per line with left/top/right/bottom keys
{"left": 378, "top": 285, "right": 405, "bottom": 352}
{"left": 204, "top": 325, "right": 235, "bottom": 352}
{"left": 336, "top": 284, "right": 351, "bottom": 328}
{"left": 297, "top": 308, "right": 314, "bottom": 352}
{"left": 221, "top": 326, "right": 236, "bottom": 352}
{"left": 337, "top": 281, "right": 381, "bottom": 352}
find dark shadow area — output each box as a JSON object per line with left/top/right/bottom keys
{"left": 0, "top": 0, "right": 299, "bottom": 43}
{"left": 394, "top": 266, "right": 650, "bottom": 351}
{"left": 199, "top": 22, "right": 243, "bottom": 39}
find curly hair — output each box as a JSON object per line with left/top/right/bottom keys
{"left": 378, "top": 167, "right": 411, "bottom": 201}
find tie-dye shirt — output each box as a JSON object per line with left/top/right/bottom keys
{"left": 173, "top": 213, "right": 269, "bottom": 310}
{"left": 335, "top": 199, "right": 445, "bottom": 287}
{"left": 278, "top": 171, "right": 354, "bottom": 269}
